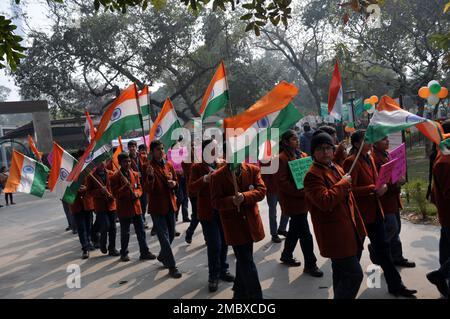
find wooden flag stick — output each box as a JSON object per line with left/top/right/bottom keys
{"left": 347, "top": 134, "right": 366, "bottom": 175}
{"left": 88, "top": 171, "right": 112, "bottom": 197}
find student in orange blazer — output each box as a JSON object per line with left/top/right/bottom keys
{"left": 70, "top": 176, "right": 94, "bottom": 259}
{"left": 276, "top": 129, "right": 323, "bottom": 277}
{"left": 343, "top": 129, "right": 416, "bottom": 298}
{"left": 373, "top": 137, "right": 415, "bottom": 268}
{"left": 210, "top": 149, "right": 266, "bottom": 299}
{"left": 111, "top": 152, "right": 155, "bottom": 263}
{"left": 427, "top": 119, "right": 450, "bottom": 298}
{"left": 189, "top": 139, "right": 234, "bottom": 292}
{"left": 86, "top": 160, "right": 119, "bottom": 257}
{"left": 144, "top": 140, "right": 181, "bottom": 279}
{"left": 260, "top": 156, "right": 288, "bottom": 243}
{"left": 304, "top": 130, "right": 367, "bottom": 299}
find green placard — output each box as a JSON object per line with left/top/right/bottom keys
{"left": 288, "top": 156, "right": 313, "bottom": 190}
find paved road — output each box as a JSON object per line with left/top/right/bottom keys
{"left": 0, "top": 191, "right": 444, "bottom": 299}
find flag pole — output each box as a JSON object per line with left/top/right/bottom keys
{"left": 134, "top": 83, "right": 147, "bottom": 146}
{"left": 88, "top": 171, "right": 113, "bottom": 197}
{"left": 348, "top": 134, "right": 366, "bottom": 175}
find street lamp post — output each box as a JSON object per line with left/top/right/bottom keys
{"left": 345, "top": 89, "right": 357, "bottom": 127}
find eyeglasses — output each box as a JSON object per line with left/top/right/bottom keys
{"left": 315, "top": 145, "right": 334, "bottom": 153}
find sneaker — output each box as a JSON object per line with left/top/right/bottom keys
{"left": 304, "top": 265, "right": 324, "bottom": 277}
{"left": 208, "top": 279, "right": 219, "bottom": 292}
{"left": 219, "top": 272, "right": 235, "bottom": 282}
{"left": 140, "top": 252, "right": 157, "bottom": 260}
{"left": 280, "top": 257, "right": 301, "bottom": 267}
{"left": 81, "top": 251, "right": 89, "bottom": 259}
{"left": 120, "top": 255, "right": 130, "bottom": 262}
{"left": 108, "top": 249, "right": 120, "bottom": 256}
{"left": 277, "top": 229, "right": 288, "bottom": 237}
{"left": 271, "top": 235, "right": 282, "bottom": 243}
{"left": 169, "top": 267, "right": 182, "bottom": 279}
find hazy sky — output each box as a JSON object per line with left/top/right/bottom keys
{"left": 0, "top": 0, "right": 49, "bottom": 101}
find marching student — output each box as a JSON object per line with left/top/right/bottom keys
{"left": 189, "top": 139, "right": 234, "bottom": 292}
{"left": 373, "top": 136, "right": 415, "bottom": 268}
{"left": 144, "top": 140, "right": 182, "bottom": 279}
{"left": 260, "top": 156, "right": 289, "bottom": 243}
{"left": 343, "top": 129, "right": 417, "bottom": 297}
{"left": 86, "top": 160, "right": 119, "bottom": 256}
{"left": 128, "top": 140, "right": 149, "bottom": 227}
{"left": 111, "top": 152, "right": 156, "bottom": 262}
{"left": 318, "top": 125, "right": 348, "bottom": 167}
{"left": 210, "top": 153, "right": 267, "bottom": 299}
{"left": 427, "top": 119, "right": 450, "bottom": 298}
{"left": 304, "top": 130, "right": 367, "bottom": 299}
{"left": 277, "top": 129, "right": 323, "bottom": 277}
{"left": 70, "top": 177, "right": 95, "bottom": 259}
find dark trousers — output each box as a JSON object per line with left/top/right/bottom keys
{"left": 62, "top": 200, "right": 76, "bottom": 230}
{"left": 177, "top": 176, "right": 189, "bottom": 220}
{"left": 186, "top": 197, "right": 204, "bottom": 240}
{"left": 281, "top": 213, "right": 317, "bottom": 267}
{"left": 73, "top": 211, "right": 92, "bottom": 252}
{"left": 152, "top": 211, "right": 176, "bottom": 268}
{"left": 331, "top": 254, "right": 364, "bottom": 299}
{"left": 384, "top": 212, "right": 405, "bottom": 262}
{"left": 119, "top": 215, "right": 149, "bottom": 257}
{"left": 365, "top": 211, "right": 403, "bottom": 291}
{"left": 96, "top": 211, "right": 117, "bottom": 251}
{"left": 267, "top": 193, "right": 289, "bottom": 236}
{"left": 91, "top": 214, "right": 100, "bottom": 245}
{"left": 232, "top": 242, "right": 262, "bottom": 299}
{"left": 438, "top": 226, "right": 450, "bottom": 281}
{"left": 140, "top": 194, "right": 148, "bottom": 223}
{"left": 200, "top": 211, "right": 229, "bottom": 281}
{"left": 5, "top": 193, "right": 13, "bottom": 204}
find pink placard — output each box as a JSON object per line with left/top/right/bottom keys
{"left": 167, "top": 147, "right": 188, "bottom": 172}
{"left": 375, "top": 158, "right": 399, "bottom": 190}
{"left": 389, "top": 143, "right": 406, "bottom": 184}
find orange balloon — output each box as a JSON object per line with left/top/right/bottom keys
{"left": 418, "top": 86, "right": 430, "bottom": 98}
{"left": 438, "top": 87, "right": 448, "bottom": 99}
{"left": 345, "top": 125, "right": 355, "bottom": 133}
{"left": 364, "top": 98, "right": 371, "bottom": 104}
{"left": 370, "top": 95, "right": 378, "bottom": 104}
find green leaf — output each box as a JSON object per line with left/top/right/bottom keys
{"left": 242, "top": 3, "right": 255, "bottom": 9}
{"left": 245, "top": 22, "right": 255, "bottom": 32}
{"left": 254, "top": 25, "right": 261, "bottom": 36}
{"left": 255, "top": 20, "right": 266, "bottom": 26}
{"left": 240, "top": 13, "right": 254, "bottom": 20}
{"left": 94, "top": 0, "right": 100, "bottom": 11}
{"left": 270, "top": 15, "right": 280, "bottom": 26}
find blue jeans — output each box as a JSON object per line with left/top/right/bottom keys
{"left": 200, "top": 210, "right": 229, "bottom": 281}
{"left": 384, "top": 212, "right": 404, "bottom": 262}
{"left": 96, "top": 211, "right": 117, "bottom": 251}
{"left": 73, "top": 211, "right": 92, "bottom": 252}
{"left": 267, "top": 193, "right": 288, "bottom": 236}
{"left": 281, "top": 213, "right": 317, "bottom": 267}
{"left": 438, "top": 226, "right": 450, "bottom": 281}
{"left": 331, "top": 255, "right": 364, "bottom": 299}
{"left": 152, "top": 211, "right": 176, "bottom": 268}
{"left": 232, "top": 242, "right": 262, "bottom": 299}
{"left": 119, "top": 215, "right": 149, "bottom": 257}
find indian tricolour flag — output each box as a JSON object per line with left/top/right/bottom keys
{"left": 94, "top": 83, "right": 143, "bottom": 151}
{"left": 328, "top": 61, "right": 343, "bottom": 121}
{"left": 199, "top": 61, "right": 229, "bottom": 120}
{"left": 4, "top": 150, "right": 49, "bottom": 197}
{"left": 139, "top": 85, "right": 151, "bottom": 118}
{"left": 223, "top": 81, "right": 301, "bottom": 165}
{"left": 148, "top": 97, "right": 181, "bottom": 151}
{"left": 48, "top": 142, "right": 78, "bottom": 204}
{"left": 366, "top": 95, "right": 450, "bottom": 153}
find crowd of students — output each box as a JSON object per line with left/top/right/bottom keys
{"left": 63, "top": 122, "right": 450, "bottom": 299}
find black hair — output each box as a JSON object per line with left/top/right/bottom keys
{"left": 150, "top": 140, "right": 163, "bottom": 152}
{"left": 117, "top": 152, "right": 129, "bottom": 163}
{"left": 138, "top": 144, "right": 147, "bottom": 151}
{"left": 318, "top": 125, "right": 336, "bottom": 136}
{"left": 303, "top": 123, "right": 311, "bottom": 132}
{"left": 280, "top": 129, "right": 297, "bottom": 153}
{"left": 350, "top": 129, "right": 366, "bottom": 154}
{"left": 127, "top": 140, "right": 137, "bottom": 147}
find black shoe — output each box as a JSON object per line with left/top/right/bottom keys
{"left": 120, "top": 255, "right": 130, "bottom": 262}
{"left": 280, "top": 257, "right": 301, "bottom": 267}
{"left": 140, "top": 252, "right": 157, "bottom": 260}
{"left": 169, "top": 267, "right": 182, "bottom": 279}
{"left": 88, "top": 245, "right": 96, "bottom": 251}
{"left": 72, "top": 230, "right": 78, "bottom": 235}
{"left": 11, "top": 202, "right": 16, "bottom": 205}
{"left": 108, "top": 249, "right": 120, "bottom": 256}
{"left": 100, "top": 246, "right": 108, "bottom": 254}
{"left": 175, "top": 231, "right": 181, "bottom": 237}
{"left": 183, "top": 218, "right": 191, "bottom": 223}
{"left": 389, "top": 286, "right": 417, "bottom": 298}
{"left": 304, "top": 265, "right": 324, "bottom": 277}
{"left": 394, "top": 259, "right": 416, "bottom": 268}
{"left": 151, "top": 228, "right": 156, "bottom": 236}
{"left": 277, "top": 229, "right": 288, "bottom": 237}
{"left": 426, "top": 271, "right": 449, "bottom": 297}
{"left": 208, "top": 279, "right": 219, "bottom": 292}
{"left": 220, "top": 272, "right": 235, "bottom": 282}
{"left": 271, "top": 235, "right": 282, "bottom": 243}
{"left": 65, "top": 226, "right": 71, "bottom": 232}
{"left": 185, "top": 233, "right": 192, "bottom": 244}
{"left": 82, "top": 251, "right": 89, "bottom": 259}
{"left": 94, "top": 242, "right": 100, "bottom": 249}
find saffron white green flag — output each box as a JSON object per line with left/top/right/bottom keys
{"left": 48, "top": 142, "right": 78, "bottom": 204}
{"left": 148, "top": 97, "right": 182, "bottom": 151}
